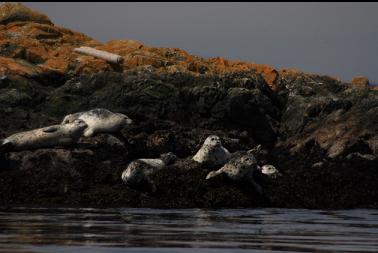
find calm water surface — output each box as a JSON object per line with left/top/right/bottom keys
{"left": 0, "top": 207, "right": 377, "bottom": 253}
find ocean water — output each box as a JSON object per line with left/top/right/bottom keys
{"left": 0, "top": 207, "right": 377, "bottom": 253}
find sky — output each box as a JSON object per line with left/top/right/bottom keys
{"left": 22, "top": 2, "right": 378, "bottom": 83}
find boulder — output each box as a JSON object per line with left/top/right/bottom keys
{"left": 0, "top": 3, "right": 52, "bottom": 25}
{"left": 351, "top": 76, "right": 369, "bottom": 87}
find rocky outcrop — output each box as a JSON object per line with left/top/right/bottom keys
{"left": 351, "top": 76, "right": 370, "bottom": 87}
{"left": 0, "top": 3, "right": 377, "bottom": 209}
{"left": 0, "top": 3, "right": 52, "bottom": 25}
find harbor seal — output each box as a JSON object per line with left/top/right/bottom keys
{"left": 193, "top": 135, "right": 231, "bottom": 167}
{"left": 1, "top": 119, "right": 87, "bottom": 152}
{"left": 61, "top": 108, "right": 132, "bottom": 137}
{"left": 121, "top": 152, "right": 177, "bottom": 192}
{"left": 206, "top": 152, "right": 262, "bottom": 194}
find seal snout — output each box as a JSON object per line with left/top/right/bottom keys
{"left": 121, "top": 114, "right": 133, "bottom": 125}
{"left": 205, "top": 135, "right": 222, "bottom": 147}
{"left": 72, "top": 119, "right": 88, "bottom": 129}
{"left": 125, "top": 118, "right": 133, "bottom": 125}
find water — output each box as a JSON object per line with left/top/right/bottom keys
{"left": 0, "top": 207, "right": 377, "bottom": 253}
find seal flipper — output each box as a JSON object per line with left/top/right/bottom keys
{"left": 206, "top": 169, "right": 223, "bottom": 180}
{"left": 83, "top": 128, "right": 95, "bottom": 137}
{"left": 42, "top": 126, "right": 59, "bottom": 133}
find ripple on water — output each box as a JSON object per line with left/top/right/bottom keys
{"left": 0, "top": 207, "right": 377, "bottom": 253}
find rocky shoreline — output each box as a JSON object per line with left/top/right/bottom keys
{"left": 0, "top": 3, "right": 377, "bottom": 209}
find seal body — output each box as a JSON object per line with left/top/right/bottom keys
{"left": 121, "top": 152, "right": 176, "bottom": 192}
{"left": 206, "top": 152, "right": 262, "bottom": 194}
{"left": 193, "top": 135, "right": 231, "bottom": 167}
{"left": 1, "top": 119, "right": 87, "bottom": 152}
{"left": 61, "top": 108, "right": 132, "bottom": 137}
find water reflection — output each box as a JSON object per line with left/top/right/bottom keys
{"left": 0, "top": 207, "right": 377, "bottom": 252}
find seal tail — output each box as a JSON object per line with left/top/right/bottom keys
{"left": 205, "top": 169, "right": 223, "bottom": 180}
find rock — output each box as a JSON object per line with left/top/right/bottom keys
{"left": 351, "top": 76, "right": 369, "bottom": 87}
{"left": 346, "top": 152, "right": 376, "bottom": 161}
{"left": 0, "top": 151, "right": 7, "bottom": 169}
{"left": 106, "top": 135, "right": 125, "bottom": 147}
{"left": 0, "top": 3, "right": 52, "bottom": 25}
{"left": 277, "top": 71, "right": 378, "bottom": 159}
{"left": 0, "top": 88, "right": 31, "bottom": 106}
{"left": 0, "top": 5, "right": 377, "bottom": 208}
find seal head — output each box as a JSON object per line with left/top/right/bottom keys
{"left": 193, "top": 135, "right": 231, "bottom": 167}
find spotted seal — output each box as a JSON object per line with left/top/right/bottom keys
{"left": 1, "top": 119, "right": 87, "bottom": 152}
{"left": 61, "top": 108, "right": 132, "bottom": 137}
{"left": 121, "top": 152, "right": 177, "bottom": 192}
{"left": 206, "top": 152, "right": 263, "bottom": 194}
{"left": 193, "top": 135, "right": 231, "bottom": 167}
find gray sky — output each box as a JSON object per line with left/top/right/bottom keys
{"left": 22, "top": 2, "right": 378, "bottom": 83}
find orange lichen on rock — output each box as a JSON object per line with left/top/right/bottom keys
{"left": 1, "top": 2, "right": 374, "bottom": 92}
{"left": 351, "top": 76, "right": 369, "bottom": 87}
{"left": 0, "top": 3, "right": 282, "bottom": 88}
{"left": 0, "top": 56, "right": 42, "bottom": 76}
{"left": 0, "top": 2, "right": 52, "bottom": 25}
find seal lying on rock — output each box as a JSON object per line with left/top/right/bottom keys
{"left": 1, "top": 119, "right": 87, "bottom": 152}
{"left": 121, "top": 152, "right": 177, "bottom": 192}
{"left": 193, "top": 135, "right": 231, "bottom": 167}
{"left": 206, "top": 152, "right": 263, "bottom": 194}
{"left": 61, "top": 108, "right": 132, "bottom": 137}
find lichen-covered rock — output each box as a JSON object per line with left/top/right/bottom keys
{"left": 351, "top": 76, "right": 369, "bottom": 87}
{"left": 0, "top": 3, "right": 52, "bottom": 25}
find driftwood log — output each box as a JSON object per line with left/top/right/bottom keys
{"left": 74, "top": 46, "right": 124, "bottom": 64}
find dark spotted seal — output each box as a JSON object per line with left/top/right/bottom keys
{"left": 206, "top": 152, "right": 263, "bottom": 194}
{"left": 121, "top": 152, "right": 177, "bottom": 192}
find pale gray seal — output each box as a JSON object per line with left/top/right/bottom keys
{"left": 121, "top": 152, "right": 177, "bottom": 192}
{"left": 61, "top": 108, "right": 132, "bottom": 137}
{"left": 193, "top": 135, "right": 231, "bottom": 167}
{"left": 1, "top": 119, "right": 87, "bottom": 152}
{"left": 206, "top": 152, "right": 262, "bottom": 194}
